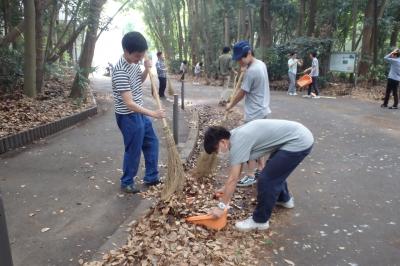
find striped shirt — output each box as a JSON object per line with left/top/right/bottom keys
{"left": 112, "top": 57, "right": 143, "bottom": 114}
{"left": 156, "top": 59, "right": 167, "bottom": 78}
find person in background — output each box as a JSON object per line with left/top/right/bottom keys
{"left": 180, "top": 60, "right": 188, "bottom": 81}
{"left": 112, "top": 31, "right": 166, "bottom": 194}
{"left": 193, "top": 62, "right": 203, "bottom": 85}
{"left": 204, "top": 119, "right": 314, "bottom": 231}
{"left": 304, "top": 51, "right": 320, "bottom": 98}
{"left": 287, "top": 52, "right": 302, "bottom": 96}
{"left": 226, "top": 40, "right": 271, "bottom": 187}
{"left": 156, "top": 51, "right": 167, "bottom": 98}
{"left": 381, "top": 48, "right": 400, "bottom": 109}
{"left": 218, "top": 46, "right": 234, "bottom": 88}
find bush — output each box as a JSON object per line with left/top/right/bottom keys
{"left": 258, "top": 37, "right": 333, "bottom": 85}
{"left": 0, "top": 48, "right": 23, "bottom": 92}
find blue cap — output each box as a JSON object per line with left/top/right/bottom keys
{"left": 232, "top": 41, "right": 251, "bottom": 61}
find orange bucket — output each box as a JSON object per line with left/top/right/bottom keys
{"left": 186, "top": 209, "right": 228, "bottom": 230}
{"left": 297, "top": 74, "right": 312, "bottom": 88}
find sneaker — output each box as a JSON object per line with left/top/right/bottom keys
{"left": 293, "top": 92, "right": 298, "bottom": 96}
{"left": 312, "top": 95, "right": 320, "bottom": 99}
{"left": 144, "top": 179, "right": 162, "bottom": 187}
{"left": 381, "top": 104, "right": 387, "bottom": 108}
{"left": 276, "top": 197, "right": 295, "bottom": 209}
{"left": 389, "top": 106, "right": 398, "bottom": 109}
{"left": 237, "top": 175, "right": 257, "bottom": 187}
{"left": 254, "top": 169, "right": 262, "bottom": 179}
{"left": 121, "top": 184, "right": 140, "bottom": 194}
{"left": 235, "top": 217, "right": 270, "bottom": 231}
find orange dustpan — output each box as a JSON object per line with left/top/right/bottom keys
{"left": 186, "top": 209, "right": 228, "bottom": 230}
{"left": 297, "top": 74, "right": 312, "bottom": 88}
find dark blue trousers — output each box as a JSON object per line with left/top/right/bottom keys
{"left": 116, "top": 113, "right": 159, "bottom": 187}
{"left": 253, "top": 146, "right": 312, "bottom": 223}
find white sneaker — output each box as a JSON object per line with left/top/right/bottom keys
{"left": 276, "top": 197, "right": 295, "bottom": 209}
{"left": 293, "top": 92, "right": 298, "bottom": 96}
{"left": 235, "top": 217, "right": 270, "bottom": 231}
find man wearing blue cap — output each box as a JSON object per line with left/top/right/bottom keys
{"left": 226, "top": 40, "right": 271, "bottom": 187}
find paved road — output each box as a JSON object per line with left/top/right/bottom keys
{"left": 0, "top": 75, "right": 190, "bottom": 266}
{"left": 178, "top": 81, "right": 400, "bottom": 265}
{"left": 263, "top": 93, "right": 400, "bottom": 265}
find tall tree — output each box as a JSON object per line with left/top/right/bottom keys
{"left": 70, "top": 0, "right": 106, "bottom": 98}
{"left": 296, "top": 0, "right": 306, "bottom": 37}
{"left": 35, "top": 0, "right": 45, "bottom": 93}
{"left": 307, "top": 0, "right": 318, "bottom": 36}
{"left": 358, "top": 0, "right": 387, "bottom": 76}
{"left": 23, "top": 0, "right": 37, "bottom": 97}
{"left": 259, "top": 0, "right": 272, "bottom": 54}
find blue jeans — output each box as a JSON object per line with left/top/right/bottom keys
{"left": 116, "top": 113, "right": 159, "bottom": 187}
{"left": 253, "top": 146, "right": 313, "bottom": 223}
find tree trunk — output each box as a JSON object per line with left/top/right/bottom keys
{"left": 260, "top": 0, "right": 272, "bottom": 57}
{"left": 389, "top": 7, "right": 400, "bottom": 47}
{"left": 182, "top": 0, "right": 188, "bottom": 61}
{"left": 358, "top": 0, "right": 387, "bottom": 76}
{"left": 351, "top": 0, "right": 358, "bottom": 51}
{"left": 307, "top": 0, "right": 317, "bottom": 37}
{"left": 70, "top": 0, "right": 106, "bottom": 98}
{"left": 188, "top": 0, "right": 199, "bottom": 65}
{"left": 237, "top": 3, "right": 245, "bottom": 41}
{"left": 35, "top": 0, "right": 45, "bottom": 93}
{"left": 45, "top": 1, "right": 58, "bottom": 61}
{"left": 296, "top": 0, "right": 306, "bottom": 37}
{"left": 23, "top": 0, "right": 37, "bottom": 98}
{"left": 224, "top": 10, "right": 229, "bottom": 46}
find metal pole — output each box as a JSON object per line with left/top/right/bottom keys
{"left": 181, "top": 80, "right": 185, "bottom": 110}
{"left": 0, "top": 193, "right": 13, "bottom": 266}
{"left": 173, "top": 94, "right": 179, "bottom": 144}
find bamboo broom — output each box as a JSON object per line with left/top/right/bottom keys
{"left": 194, "top": 71, "right": 245, "bottom": 178}
{"left": 147, "top": 60, "right": 185, "bottom": 200}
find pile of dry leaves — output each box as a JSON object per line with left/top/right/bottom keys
{"left": 83, "top": 106, "right": 277, "bottom": 266}
{"left": 0, "top": 77, "right": 94, "bottom": 138}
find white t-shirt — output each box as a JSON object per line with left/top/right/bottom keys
{"left": 194, "top": 63, "right": 201, "bottom": 74}
{"left": 288, "top": 58, "right": 298, "bottom": 74}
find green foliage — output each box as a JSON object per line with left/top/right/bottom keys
{"left": 0, "top": 48, "right": 23, "bottom": 92}
{"left": 259, "top": 37, "right": 333, "bottom": 81}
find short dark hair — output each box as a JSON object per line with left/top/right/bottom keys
{"left": 157, "top": 51, "right": 162, "bottom": 57}
{"left": 203, "top": 126, "right": 231, "bottom": 154}
{"left": 223, "top": 46, "right": 231, "bottom": 53}
{"left": 122, "top": 32, "right": 148, "bottom": 54}
{"left": 311, "top": 51, "right": 317, "bottom": 57}
{"left": 182, "top": 60, "right": 188, "bottom": 64}
{"left": 290, "top": 52, "right": 296, "bottom": 56}
{"left": 242, "top": 50, "right": 254, "bottom": 59}
{"left": 199, "top": 62, "right": 203, "bottom": 67}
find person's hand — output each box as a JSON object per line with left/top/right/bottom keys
{"left": 226, "top": 103, "right": 234, "bottom": 112}
{"left": 214, "top": 187, "right": 224, "bottom": 199}
{"left": 152, "top": 109, "right": 166, "bottom": 119}
{"left": 210, "top": 207, "right": 225, "bottom": 219}
{"left": 144, "top": 59, "right": 152, "bottom": 70}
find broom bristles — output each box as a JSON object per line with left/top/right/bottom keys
{"left": 194, "top": 152, "right": 218, "bottom": 178}
{"left": 161, "top": 127, "right": 186, "bottom": 200}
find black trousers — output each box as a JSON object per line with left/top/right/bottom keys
{"left": 158, "top": 77, "right": 167, "bottom": 97}
{"left": 308, "top": 76, "right": 320, "bottom": 95}
{"left": 383, "top": 78, "right": 399, "bottom": 107}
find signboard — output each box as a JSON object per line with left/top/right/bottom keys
{"left": 329, "top": 52, "right": 357, "bottom": 73}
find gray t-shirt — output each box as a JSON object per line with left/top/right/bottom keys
{"left": 384, "top": 53, "right": 400, "bottom": 81}
{"left": 310, "top": 57, "right": 319, "bottom": 77}
{"left": 242, "top": 59, "right": 271, "bottom": 122}
{"left": 229, "top": 119, "right": 314, "bottom": 165}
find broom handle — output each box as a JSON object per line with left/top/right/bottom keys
{"left": 228, "top": 71, "right": 245, "bottom": 103}
{"left": 145, "top": 56, "right": 168, "bottom": 129}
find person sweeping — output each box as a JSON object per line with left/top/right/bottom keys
{"left": 112, "top": 32, "right": 165, "bottom": 193}
{"left": 203, "top": 119, "right": 314, "bottom": 231}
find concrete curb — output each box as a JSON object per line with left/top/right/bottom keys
{"left": 0, "top": 88, "right": 98, "bottom": 155}
{"left": 178, "top": 108, "right": 200, "bottom": 163}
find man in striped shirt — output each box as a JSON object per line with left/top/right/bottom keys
{"left": 156, "top": 51, "right": 167, "bottom": 98}
{"left": 112, "top": 32, "right": 166, "bottom": 194}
